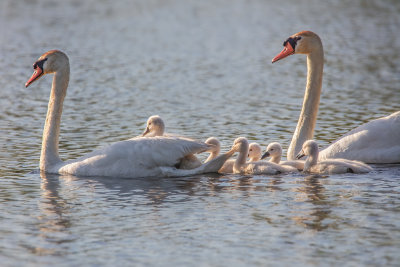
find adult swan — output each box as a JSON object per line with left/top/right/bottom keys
{"left": 25, "top": 50, "right": 229, "bottom": 177}
{"left": 272, "top": 31, "right": 400, "bottom": 163}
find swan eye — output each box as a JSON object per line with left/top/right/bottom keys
{"left": 33, "top": 58, "right": 48, "bottom": 70}
{"left": 283, "top": 37, "right": 301, "bottom": 50}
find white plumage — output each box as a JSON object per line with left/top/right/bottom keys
{"left": 297, "top": 140, "right": 373, "bottom": 174}
{"left": 26, "top": 50, "right": 226, "bottom": 178}
{"left": 272, "top": 30, "right": 400, "bottom": 163}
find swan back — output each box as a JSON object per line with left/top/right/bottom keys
{"left": 319, "top": 111, "right": 400, "bottom": 163}
{"left": 58, "top": 136, "right": 212, "bottom": 177}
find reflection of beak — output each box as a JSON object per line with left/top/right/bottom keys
{"left": 25, "top": 67, "right": 44, "bottom": 87}
{"left": 142, "top": 127, "right": 150, "bottom": 136}
{"left": 261, "top": 151, "right": 270, "bottom": 160}
{"left": 272, "top": 42, "right": 295, "bottom": 63}
{"left": 296, "top": 151, "right": 305, "bottom": 160}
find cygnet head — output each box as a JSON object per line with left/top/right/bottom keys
{"left": 296, "top": 140, "right": 319, "bottom": 159}
{"left": 142, "top": 115, "right": 165, "bottom": 137}
{"left": 272, "top": 31, "right": 322, "bottom": 63}
{"left": 261, "top": 142, "right": 282, "bottom": 160}
{"left": 205, "top": 137, "right": 221, "bottom": 154}
{"left": 231, "top": 137, "right": 249, "bottom": 153}
{"left": 26, "top": 50, "right": 69, "bottom": 87}
{"left": 248, "top": 142, "right": 262, "bottom": 161}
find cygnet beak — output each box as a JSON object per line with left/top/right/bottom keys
{"left": 296, "top": 151, "right": 305, "bottom": 160}
{"left": 142, "top": 127, "right": 150, "bottom": 136}
{"left": 261, "top": 151, "right": 270, "bottom": 160}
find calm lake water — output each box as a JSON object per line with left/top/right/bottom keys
{"left": 1, "top": 0, "right": 400, "bottom": 266}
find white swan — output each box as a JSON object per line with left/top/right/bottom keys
{"left": 140, "top": 115, "right": 218, "bottom": 169}
{"left": 230, "top": 137, "right": 297, "bottom": 175}
{"left": 248, "top": 142, "right": 262, "bottom": 162}
{"left": 204, "top": 137, "right": 235, "bottom": 173}
{"left": 26, "top": 50, "right": 228, "bottom": 178}
{"left": 159, "top": 136, "right": 236, "bottom": 177}
{"left": 296, "top": 140, "right": 373, "bottom": 174}
{"left": 142, "top": 115, "right": 165, "bottom": 137}
{"left": 272, "top": 31, "right": 400, "bottom": 163}
{"left": 204, "top": 137, "right": 221, "bottom": 163}
{"left": 261, "top": 142, "right": 305, "bottom": 171}
{"left": 202, "top": 138, "right": 263, "bottom": 173}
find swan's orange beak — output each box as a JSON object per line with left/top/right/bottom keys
{"left": 26, "top": 58, "right": 48, "bottom": 88}
{"left": 272, "top": 42, "right": 295, "bottom": 63}
{"left": 25, "top": 66, "right": 44, "bottom": 88}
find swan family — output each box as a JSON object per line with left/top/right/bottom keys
{"left": 272, "top": 31, "right": 400, "bottom": 163}
{"left": 25, "top": 50, "right": 230, "bottom": 178}
{"left": 27, "top": 30, "right": 398, "bottom": 178}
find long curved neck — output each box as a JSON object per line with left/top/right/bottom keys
{"left": 304, "top": 150, "right": 319, "bottom": 172}
{"left": 287, "top": 48, "right": 324, "bottom": 160}
{"left": 40, "top": 67, "right": 70, "bottom": 170}
{"left": 205, "top": 150, "right": 219, "bottom": 163}
{"left": 234, "top": 144, "right": 248, "bottom": 170}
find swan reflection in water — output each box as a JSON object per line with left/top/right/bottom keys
{"left": 292, "top": 175, "right": 334, "bottom": 231}
{"left": 34, "top": 171, "right": 73, "bottom": 256}
{"left": 36, "top": 170, "right": 341, "bottom": 258}
{"left": 36, "top": 171, "right": 208, "bottom": 256}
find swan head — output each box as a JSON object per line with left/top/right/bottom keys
{"left": 296, "top": 140, "right": 319, "bottom": 159}
{"left": 26, "top": 50, "right": 69, "bottom": 87}
{"left": 142, "top": 115, "right": 165, "bottom": 137}
{"left": 205, "top": 137, "right": 221, "bottom": 154}
{"left": 261, "top": 142, "right": 282, "bottom": 160}
{"left": 248, "top": 142, "right": 262, "bottom": 161}
{"left": 231, "top": 137, "right": 249, "bottom": 153}
{"left": 272, "top": 31, "right": 322, "bottom": 63}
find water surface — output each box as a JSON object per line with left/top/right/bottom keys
{"left": 0, "top": 0, "right": 399, "bottom": 266}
